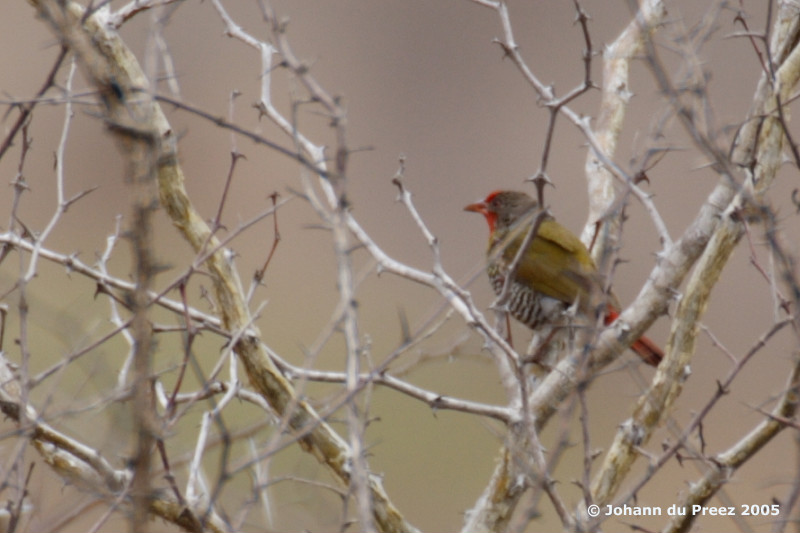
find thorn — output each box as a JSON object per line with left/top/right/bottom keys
{"left": 633, "top": 170, "right": 651, "bottom": 185}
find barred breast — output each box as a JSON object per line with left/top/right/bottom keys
{"left": 487, "top": 264, "right": 567, "bottom": 329}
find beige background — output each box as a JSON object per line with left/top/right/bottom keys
{"left": 1, "top": 1, "right": 798, "bottom": 531}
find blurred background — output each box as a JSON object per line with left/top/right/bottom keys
{"left": 1, "top": 1, "right": 799, "bottom": 531}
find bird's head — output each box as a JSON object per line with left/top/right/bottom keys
{"left": 464, "top": 190, "right": 539, "bottom": 234}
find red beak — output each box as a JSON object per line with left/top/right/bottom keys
{"left": 464, "top": 201, "right": 488, "bottom": 215}
{"left": 465, "top": 200, "right": 497, "bottom": 233}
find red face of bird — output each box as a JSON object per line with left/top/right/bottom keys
{"left": 464, "top": 190, "right": 539, "bottom": 234}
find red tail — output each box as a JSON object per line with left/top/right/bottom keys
{"left": 604, "top": 307, "right": 662, "bottom": 366}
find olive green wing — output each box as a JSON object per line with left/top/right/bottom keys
{"left": 499, "top": 218, "right": 598, "bottom": 308}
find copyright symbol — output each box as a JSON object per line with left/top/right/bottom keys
{"left": 588, "top": 504, "right": 600, "bottom": 517}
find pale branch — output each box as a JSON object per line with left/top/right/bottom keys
{"left": 392, "top": 163, "right": 441, "bottom": 266}
{"left": 24, "top": 58, "right": 78, "bottom": 283}
{"left": 531, "top": 0, "right": 595, "bottom": 201}
{"left": 583, "top": 0, "right": 670, "bottom": 251}
{"left": 332, "top": 172, "right": 375, "bottom": 533}
{"left": 95, "top": 215, "right": 137, "bottom": 389}
{"left": 109, "top": 0, "right": 184, "bottom": 29}
{"left": 274, "top": 359, "right": 512, "bottom": 423}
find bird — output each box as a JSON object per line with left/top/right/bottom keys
{"left": 464, "top": 190, "right": 662, "bottom": 367}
